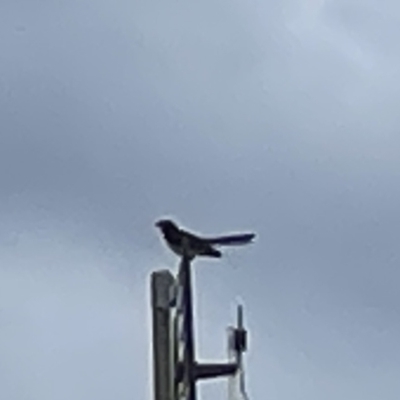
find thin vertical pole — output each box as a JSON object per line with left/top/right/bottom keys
{"left": 177, "top": 253, "right": 197, "bottom": 400}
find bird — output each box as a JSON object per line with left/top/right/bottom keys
{"left": 155, "top": 219, "right": 255, "bottom": 260}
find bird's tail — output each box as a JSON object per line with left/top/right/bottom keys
{"left": 205, "top": 233, "right": 255, "bottom": 246}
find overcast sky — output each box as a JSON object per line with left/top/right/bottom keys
{"left": 1, "top": 0, "right": 400, "bottom": 399}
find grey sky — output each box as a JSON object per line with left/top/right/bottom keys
{"left": 1, "top": 0, "right": 400, "bottom": 399}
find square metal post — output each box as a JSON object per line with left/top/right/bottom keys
{"left": 151, "top": 270, "right": 175, "bottom": 400}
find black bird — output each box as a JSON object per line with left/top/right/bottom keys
{"left": 155, "top": 219, "right": 255, "bottom": 259}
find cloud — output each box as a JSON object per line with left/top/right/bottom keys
{"left": 1, "top": 0, "right": 400, "bottom": 399}
{"left": 0, "top": 225, "right": 148, "bottom": 400}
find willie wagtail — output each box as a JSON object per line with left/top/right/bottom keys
{"left": 155, "top": 219, "right": 255, "bottom": 259}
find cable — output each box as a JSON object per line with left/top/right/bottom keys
{"left": 238, "top": 360, "right": 250, "bottom": 400}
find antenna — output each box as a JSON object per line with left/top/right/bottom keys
{"left": 228, "top": 304, "right": 249, "bottom": 400}
{"left": 151, "top": 240, "right": 252, "bottom": 400}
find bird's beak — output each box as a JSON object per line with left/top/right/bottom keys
{"left": 155, "top": 221, "right": 161, "bottom": 228}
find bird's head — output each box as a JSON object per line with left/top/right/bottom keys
{"left": 155, "top": 219, "right": 178, "bottom": 232}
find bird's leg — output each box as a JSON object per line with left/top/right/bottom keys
{"left": 181, "top": 236, "right": 194, "bottom": 261}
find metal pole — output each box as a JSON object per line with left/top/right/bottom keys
{"left": 176, "top": 253, "right": 197, "bottom": 400}
{"left": 151, "top": 270, "right": 175, "bottom": 400}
